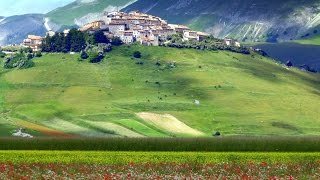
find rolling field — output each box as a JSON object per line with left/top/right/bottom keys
{"left": 0, "top": 45, "right": 319, "bottom": 137}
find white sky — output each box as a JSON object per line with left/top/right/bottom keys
{"left": 0, "top": 0, "right": 75, "bottom": 17}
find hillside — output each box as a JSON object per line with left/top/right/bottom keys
{"left": 124, "top": 0, "right": 320, "bottom": 42}
{"left": 45, "top": 0, "right": 137, "bottom": 30}
{"left": 0, "top": 14, "right": 46, "bottom": 45}
{"left": 0, "top": 46, "right": 319, "bottom": 138}
{"left": 296, "top": 35, "right": 320, "bottom": 45}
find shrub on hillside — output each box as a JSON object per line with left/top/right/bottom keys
{"left": 111, "top": 37, "right": 123, "bottom": 46}
{"left": 4, "top": 53, "right": 34, "bottom": 69}
{"left": 133, "top": 51, "right": 142, "bottom": 58}
{"left": 80, "top": 51, "right": 89, "bottom": 59}
{"left": 89, "top": 52, "right": 104, "bottom": 63}
{"left": 27, "top": 53, "right": 34, "bottom": 60}
{"left": 35, "top": 52, "right": 42, "bottom": 57}
{"left": 213, "top": 131, "right": 221, "bottom": 137}
{"left": 0, "top": 51, "right": 5, "bottom": 58}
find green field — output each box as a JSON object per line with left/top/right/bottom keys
{"left": 0, "top": 151, "right": 319, "bottom": 164}
{"left": 295, "top": 35, "right": 320, "bottom": 45}
{"left": 0, "top": 45, "right": 319, "bottom": 137}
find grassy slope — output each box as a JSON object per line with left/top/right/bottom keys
{"left": 46, "top": 0, "right": 134, "bottom": 26}
{"left": 295, "top": 35, "right": 320, "bottom": 45}
{"left": 0, "top": 46, "right": 319, "bottom": 137}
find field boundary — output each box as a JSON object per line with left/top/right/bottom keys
{"left": 1, "top": 137, "right": 320, "bottom": 152}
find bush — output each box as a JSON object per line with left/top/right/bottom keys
{"left": 133, "top": 51, "right": 142, "bottom": 58}
{"left": 27, "top": 53, "right": 34, "bottom": 60}
{"left": 35, "top": 52, "right": 42, "bottom": 57}
{"left": 80, "top": 51, "right": 89, "bottom": 59}
{"left": 111, "top": 37, "right": 123, "bottom": 46}
{"left": 213, "top": 131, "right": 221, "bottom": 137}
{"left": 0, "top": 51, "right": 5, "bottom": 58}
{"left": 4, "top": 53, "right": 34, "bottom": 69}
{"left": 89, "top": 52, "right": 104, "bottom": 63}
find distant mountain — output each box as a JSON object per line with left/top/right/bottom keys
{"left": 45, "top": 0, "right": 137, "bottom": 31}
{"left": 124, "top": 0, "right": 320, "bottom": 42}
{"left": 0, "top": 14, "right": 46, "bottom": 45}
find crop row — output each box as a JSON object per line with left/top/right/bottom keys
{"left": 2, "top": 137, "right": 320, "bottom": 151}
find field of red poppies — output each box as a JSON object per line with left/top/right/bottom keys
{"left": 1, "top": 161, "right": 320, "bottom": 179}
{"left": 1, "top": 151, "right": 320, "bottom": 179}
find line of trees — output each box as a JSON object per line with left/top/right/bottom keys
{"left": 41, "top": 29, "right": 86, "bottom": 53}
{"left": 41, "top": 29, "right": 123, "bottom": 53}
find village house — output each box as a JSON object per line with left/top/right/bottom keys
{"left": 183, "top": 30, "right": 210, "bottom": 41}
{"left": 80, "top": 20, "right": 105, "bottom": 33}
{"left": 23, "top": 35, "right": 43, "bottom": 52}
{"left": 119, "top": 30, "right": 134, "bottom": 44}
{"left": 224, "top": 38, "right": 241, "bottom": 47}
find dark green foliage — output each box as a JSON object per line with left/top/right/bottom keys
{"left": 89, "top": 52, "right": 104, "bottom": 63}
{"left": 35, "top": 52, "right": 42, "bottom": 57}
{"left": 133, "top": 51, "right": 142, "bottom": 58}
{"left": 0, "top": 51, "right": 5, "bottom": 58}
{"left": 1, "top": 137, "right": 320, "bottom": 152}
{"left": 111, "top": 37, "right": 123, "bottom": 46}
{"left": 213, "top": 131, "right": 221, "bottom": 136}
{"left": 24, "top": 47, "right": 33, "bottom": 53}
{"left": 41, "top": 28, "right": 86, "bottom": 53}
{"left": 27, "top": 53, "right": 34, "bottom": 60}
{"left": 164, "top": 36, "right": 250, "bottom": 54}
{"left": 80, "top": 51, "right": 89, "bottom": 59}
{"left": 4, "top": 53, "right": 34, "bottom": 69}
{"left": 94, "top": 30, "right": 110, "bottom": 44}
{"left": 97, "top": 43, "right": 112, "bottom": 52}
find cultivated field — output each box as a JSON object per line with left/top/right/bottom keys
{"left": 0, "top": 151, "right": 319, "bottom": 179}
{"left": 0, "top": 45, "right": 319, "bottom": 137}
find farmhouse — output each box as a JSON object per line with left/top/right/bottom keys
{"left": 23, "top": 35, "right": 43, "bottom": 52}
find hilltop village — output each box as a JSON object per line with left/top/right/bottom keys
{"left": 22, "top": 11, "right": 241, "bottom": 52}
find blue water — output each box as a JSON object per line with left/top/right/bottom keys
{"left": 254, "top": 43, "right": 320, "bottom": 72}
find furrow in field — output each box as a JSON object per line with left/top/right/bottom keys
{"left": 41, "top": 118, "right": 115, "bottom": 137}
{"left": 136, "top": 112, "right": 205, "bottom": 136}
{"left": 13, "top": 119, "right": 71, "bottom": 137}
{"left": 85, "top": 121, "right": 145, "bottom": 137}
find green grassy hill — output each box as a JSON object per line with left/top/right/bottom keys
{"left": 0, "top": 46, "right": 319, "bottom": 137}
{"left": 295, "top": 35, "right": 320, "bottom": 45}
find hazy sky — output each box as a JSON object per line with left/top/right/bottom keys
{"left": 0, "top": 0, "right": 75, "bottom": 17}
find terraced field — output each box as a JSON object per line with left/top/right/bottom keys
{"left": 0, "top": 45, "right": 319, "bottom": 137}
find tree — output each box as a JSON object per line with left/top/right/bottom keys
{"left": 133, "top": 51, "right": 142, "bottom": 58}
{"left": 111, "top": 37, "right": 123, "bottom": 46}
{"left": 94, "top": 31, "right": 109, "bottom": 44}
{"left": 69, "top": 29, "right": 86, "bottom": 52}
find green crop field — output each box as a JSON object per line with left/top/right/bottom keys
{"left": 0, "top": 151, "right": 319, "bottom": 164}
{"left": 0, "top": 45, "right": 319, "bottom": 138}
